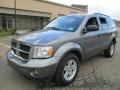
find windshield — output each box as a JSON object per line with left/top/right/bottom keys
{"left": 44, "top": 15, "right": 85, "bottom": 32}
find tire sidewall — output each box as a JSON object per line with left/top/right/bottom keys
{"left": 104, "top": 42, "right": 115, "bottom": 58}
{"left": 55, "top": 53, "right": 80, "bottom": 85}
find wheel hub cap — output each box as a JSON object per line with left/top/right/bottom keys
{"left": 110, "top": 44, "right": 114, "bottom": 55}
{"left": 63, "top": 59, "right": 77, "bottom": 81}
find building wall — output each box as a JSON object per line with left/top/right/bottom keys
{"left": 0, "top": 0, "right": 87, "bottom": 31}
{"left": 0, "top": 0, "right": 86, "bottom": 19}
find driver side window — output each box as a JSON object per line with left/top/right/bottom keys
{"left": 86, "top": 17, "right": 99, "bottom": 32}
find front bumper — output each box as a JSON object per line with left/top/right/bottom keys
{"left": 7, "top": 50, "right": 58, "bottom": 79}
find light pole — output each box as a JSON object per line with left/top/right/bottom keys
{"left": 14, "top": 0, "right": 17, "bottom": 32}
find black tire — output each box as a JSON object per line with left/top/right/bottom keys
{"left": 104, "top": 42, "right": 115, "bottom": 58}
{"left": 54, "top": 53, "right": 80, "bottom": 86}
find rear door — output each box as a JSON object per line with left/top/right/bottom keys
{"left": 98, "top": 17, "right": 115, "bottom": 49}
{"left": 98, "top": 17, "right": 110, "bottom": 49}
{"left": 106, "top": 18, "right": 117, "bottom": 45}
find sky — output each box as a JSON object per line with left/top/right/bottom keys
{"left": 48, "top": 0, "right": 120, "bottom": 20}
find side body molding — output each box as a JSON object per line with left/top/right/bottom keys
{"left": 54, "top": 42, "right": 84, "bottom": 63}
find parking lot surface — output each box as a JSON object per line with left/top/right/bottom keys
{"left": 0, "top": 31, "right": 120, "bottom": 90}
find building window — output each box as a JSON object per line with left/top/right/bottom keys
{"left": 0, "top": 15, "right": 14, "bottom": 30}
{"left": 7, "top": 16, "right": 13, "bottom": 29}
{"left": 0, "top": 14, "right": 50, "bottom": 30}
{"left": 39, "top": 17, "right": 49, "bottom": 29}
{"left": 33, "top": 16, "right": 40, "bottom": 30}
{"left": 1, "top": 15, "right": 7, "bottom": 29}
{"left": 0, "top": 15, "right": 2, "bottom": 30}
{"left": 16, "top": 16, "right": 22, "bottom": 30}
{"left": 43, "top": 17, "right": 49, "bottom": 27}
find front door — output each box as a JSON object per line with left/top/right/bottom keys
{"left": 83, "top": 17, "right": 105, "bottom": 58}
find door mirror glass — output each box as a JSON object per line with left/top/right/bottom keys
{"left": 87, "top": 25, "right": 98, "bottom": 32}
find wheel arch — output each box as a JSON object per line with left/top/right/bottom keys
{"left": 112, "top": 38, "right": 117, "bottom": 44}
{"left": 110, "top": 33, "right": 117, "bottom": 45}
{"left": 54, "top": 42, "right": 84, "bottom": 63}
{"left": 53, "top": 42, "right": 84, "bottom": 78}
{"left": 59, "top": 49, "right": 82, "bottom": 62}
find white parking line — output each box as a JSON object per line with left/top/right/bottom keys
{"left": 0, "top": 43, "right": 10, "bottom": 48}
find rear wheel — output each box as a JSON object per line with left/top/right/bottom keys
{"left": 104, "top": 42, "right": 115, "bottom": 58}
{"left": 54, "top": 53, "right": 80, "bottom": 86}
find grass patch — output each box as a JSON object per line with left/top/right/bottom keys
{"left": 0, "top": 29, "right": 16, "bottom": 37}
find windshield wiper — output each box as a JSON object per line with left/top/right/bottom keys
{"left": 46, "top": 26, "right": 61, "bottom": 30}
{"left": 45, "top": 26, "right": 73, "bottom": 32}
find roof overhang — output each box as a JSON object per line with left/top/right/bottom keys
{"left": 0, "top": 7, "right": 51, "bottom": 17}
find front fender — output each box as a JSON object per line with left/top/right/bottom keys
{"left": 54, "top": 42, "right": 84, "bottom": 63}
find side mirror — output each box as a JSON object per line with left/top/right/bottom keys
{"left": 87, "top": 25, "right": 98, "bottom": 32}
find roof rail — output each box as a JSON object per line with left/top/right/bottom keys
{"left": 93, "top": 13, "right": 110, "bottom": 17}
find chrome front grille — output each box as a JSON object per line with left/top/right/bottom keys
{"left": 11, "top": 40, "right": 31, "bottom": 60}
{"left": 20, "top": 44, "right": 30, "bottom": 52}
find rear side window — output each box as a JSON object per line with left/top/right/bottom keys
{"left": 99, "top": 17, "right": 108, "bottom": 29}
{"left": 107, "top": 18, "right": 116, "bottom": 29}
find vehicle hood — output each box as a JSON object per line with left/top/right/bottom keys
{"left": 14, "top": 30, "right": 69, "bottom": 45}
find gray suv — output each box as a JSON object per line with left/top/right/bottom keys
{"left": 7, "top": 13, "right": 118, "bottom": 85}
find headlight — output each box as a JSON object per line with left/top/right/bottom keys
{"left": 33, "top": 46, "right": 53, "bottom": 58}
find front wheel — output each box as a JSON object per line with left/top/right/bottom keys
{"left": 104, "top": 42, "right": 115, "bottom": 58}
{"left": 54, "top": 53, "right": 80, "bottom": 86}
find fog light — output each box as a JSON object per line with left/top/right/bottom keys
{"left": 30, "top": 69, "right": 39, "bottom": 77}
{"left": 34, "top": 69, "right": 39, "bottom": 75}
